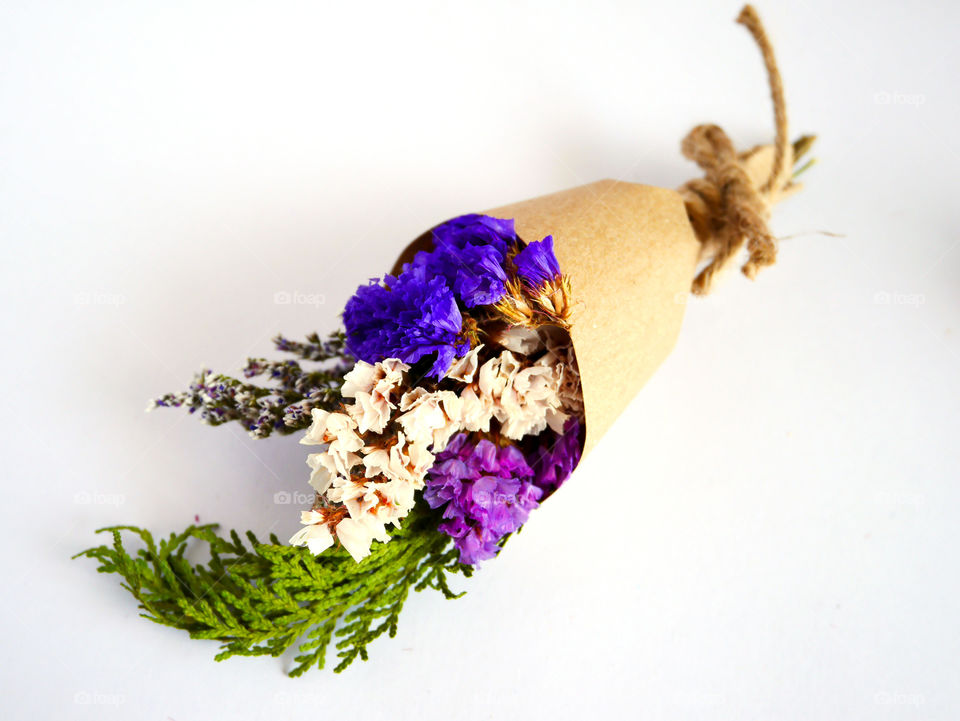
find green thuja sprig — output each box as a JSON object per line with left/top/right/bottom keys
{"left": 74, "top": 503, "right": 471, "bottom": 676}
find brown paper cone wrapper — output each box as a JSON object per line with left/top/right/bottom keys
{"left": 394, "top": 180, "right": 701, "bottom": 457}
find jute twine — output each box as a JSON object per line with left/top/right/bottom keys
{"left": 680, "top": 5, "right": 809, "bottom": 295}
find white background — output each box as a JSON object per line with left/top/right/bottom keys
{"left": 2, "top": 1, "right": 957, "bottom": 719}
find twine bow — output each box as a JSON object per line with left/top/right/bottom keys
{"left": 680, "top": 5, "right": 813, "bottom": 295}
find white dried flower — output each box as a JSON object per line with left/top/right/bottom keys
{"left": 446, "top": 345, "right": 483, "bottom": 383}
{"left": 334, "top": 515, "right": 391, "bottom": 562}
{"left": 299, "top": 409, "right": 364, "bottom": 482}
{"left": 305, "top": 453, "right": 333, "bottom": 494}
{"left": 299, "top": 409, "right": 362, "bottom": 449}
{"left": 498, "top": 361, "right": 565, "bottom": 439}
{"left": 342, "top": 358, "right": 409, "bottom": 434}
{"left": 458, "top": 384, "right": 496, "bottom": 432}
{"left": 362, "top": 432, "right": 435, "bottom": 488}
{"left": 288, "top": 510, "right": 335, "bottom": 555}
{"left": 491, "top": 325, "right": 543, "bottom": 355}
{"left": 540, "top": 327, "right": 584, "bottom": 416}
{"left": 396, "top": 387, "right": 463, "bottom": 451}
{"left": 341, "top": 358, "right": 408, "bottom": 398}
{"left": 478, "top": 351, "right": 519, "bottom": 399}
{"left": 342, "top": 478, "right": 416, "bottom": 527}
{"left": 459, "top": 350, "right": 568, "bottom": 440}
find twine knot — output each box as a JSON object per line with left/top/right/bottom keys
{"left": 680, "top": 5, "right": 807, "bottom": 295}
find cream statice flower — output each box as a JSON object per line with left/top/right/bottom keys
{"left": 288, "top": 510, "right": 335, "bottom": 555}
{"left": 334, "top": 515, "right": 391, "bottom": 562}
{"left": 361, "top": 431, "right": 435, "bottom": 487}
{"left": 458, "top": 384, "right": 496, "bottom": 433}
{"left": 340, "top": 479, "right": 417, "bottom": 531}
{"left": 299, "top": 409, "right": 361, "bottom": 448}
{"left": 300, "top": 409, "right": 364, "bottom": 491}
{"left": 341, "top": 358, "right": 409, "bottom": 434}
{"left": 294, "top": 357, "right": 446, "bottom": 561}
{"left": 341, "top": 357, "right": 407, "bottom": 397}
{"left": 490, "top": 325, "right": 543, "bottom": 356}
{"left": 500, "top": 358, "right": 567, "bottom": 438}
{"left": 318, "top": 471, "right": 418, "bottom": 561}
{"left": 457, "top": 349, "right": 568, "bottom": 439}
{"left": 289, "top": 501, "right": 397, "bottom": 563}
{"left": 305, "top": 452, "right": 337, "bottom": 494}
{"left": 456, "top": 351, "right": 521, "bottom": 432}
{"left": 446, "top": 345, "right": 483, "bottom": 383}
{"left": 541, "top": 326, "right": 584, "bottom": 417}
{"left": 396, "top": 388, "right": 463, "bottom": 451}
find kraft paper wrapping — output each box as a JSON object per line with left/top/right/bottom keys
{"left": 394, "top": 180, "right": 701, "bottom": 457}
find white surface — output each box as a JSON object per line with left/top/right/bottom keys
{"left": 2, "top": 1, "right": 957, "bottom": 719}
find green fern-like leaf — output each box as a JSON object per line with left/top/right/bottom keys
{"left": 74, "top": 504, "right": 470, "bottom": 676}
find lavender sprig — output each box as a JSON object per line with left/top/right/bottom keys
{"left": 151, "top": 330, "right": 351, "bottom": 438}
{"left": 273, "top": 330, "right": 350, "bottom": 363}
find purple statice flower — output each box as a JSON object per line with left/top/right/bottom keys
{"left": 411, "top": 214, "right": 518, "bottom": 308}
{"left": 529, "top": 417, "right": 584, "bottom": 495}
{"left": 514, "top": 235, "right": 561, "bottom": 287}
{"left": 424, "top": 434, "right": 543, "bottom": 565}
{"left": 343, "top": 264, "right": 468, "bottom": 379}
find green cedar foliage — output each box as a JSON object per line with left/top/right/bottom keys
{"left": 75, "top": 503, "right": 471, "bottom": 676}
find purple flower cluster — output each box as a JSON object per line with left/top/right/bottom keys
{"left": 425, "top": 418, "right": 584, "bottom": 565}
{"left": 342, "top": 214, "right": 566, "bottom": 380}
{"left": 343, "top": 214, "right": 521, "bottom": 378}
{"left": 529, "top": 417, "right": 583, "bottom": 493}
{"left": 343, "top": 265, "right": 468, "bottom": 379}
{"left": 411, "top": 215, "right": 517, "bottom": 308}
{"left": 514, "top": 235, "right": 561, "bottom": 287}
{"left": 424, "top": 434, "right": 542, "bottom": 564}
